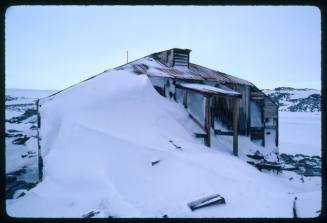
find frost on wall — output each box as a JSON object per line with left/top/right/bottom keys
{"left": 175, "top": 88, "right": 183, "bottom": 104}
{"left": 164, "top": 79, "right": 176, "bottom": 100}
{"left": 250, "top": 101, "right": 263, "bottom": 127}
{"left": 187, "top": 91, "right": 205, "bottom": 125}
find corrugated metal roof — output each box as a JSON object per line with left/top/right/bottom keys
{"left": 148, "top": 49, "right": 254, "bottom": 86}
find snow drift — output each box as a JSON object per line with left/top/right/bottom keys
{"left": 6, "top": 63, "right": 320, "bottom": 217}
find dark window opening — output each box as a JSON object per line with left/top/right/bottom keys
{"left": 154, "top": 86, "right": 165, "bottom": 97}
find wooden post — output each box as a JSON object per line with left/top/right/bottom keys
{"left": 36, "top": 99, "right": 43, "bottom": 181}
{"left": 126, "top": 50, "right": 128, "bottom": 63}
{"left": 183, "top": 90, "right": 188, "bottom": 108}
{"left": 233, "top": 97, "right": 239, "bottom": 156}
{"left": 204, "top": 96, "right": 211, "bottom": 147}
{"left": 262, "top": 101, "right": 265, "bottom": 147}
{"left": 276, "top": 110, "right": 279, "bottom": 147}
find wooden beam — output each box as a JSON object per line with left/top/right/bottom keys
{"left": 183, "top": 90, "right": 188, "bottom": 108}
{"left": 204, "top": 96, "right": 211, "bottom": 147}
{"left": 187, "top": 194, "right": 225, "bottom": 211}
{"left": 261, "top": 101, "right": 265, "bottom": 147}
{"left": 214, "top": 130, "right": 233, "bottom": 136}
{"left": 194, "top": 133, "right": 207, "bottom": 138}
{"left": 264, "top": 125, "right": 277, "bottom": 129}
{"left": 36, "top": 99, "right": 43, "bottom": 181}
{"left": 233, "top": 97, "right": 239, "bottom": 156}
{"left": 276, "top": 111, "right": 279, "bottom": 147}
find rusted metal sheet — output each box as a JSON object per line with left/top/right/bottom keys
{"left": 155, "top": 67, "right": 203, "bottom": 80}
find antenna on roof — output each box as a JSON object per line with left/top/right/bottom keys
{"left": 126, "top": 50, "right": 129, "bottom": 63}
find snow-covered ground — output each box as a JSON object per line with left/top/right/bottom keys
{"left": 279, "top": 112, "right": 321, "bottom": 156}
{"left": 5, "top": 67, "right": 321, "bottom": 218}
{"left": 5, "top": 89, "right": 57, "bottom": 173}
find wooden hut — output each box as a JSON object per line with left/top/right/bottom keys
{"left": 145, "top": 48, "right": 279, "bottom": 155}
{"left": 38, "top": 48, "right": 279, "bottom": 158}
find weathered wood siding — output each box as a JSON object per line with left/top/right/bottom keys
{"left": 249, "top": 87, "right": 278, "bottom": 147}
{"left": 264, "top": 96, "right": 278, "bottom": 118}
{"left": 223, "top": 83, "right": 250, "bottom": 136}
{"left": 149, "top": 76, "right": 278, "bottom": 147}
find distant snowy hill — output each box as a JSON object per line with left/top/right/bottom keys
{"left": 262, "top": 87, "right": 321, "bottom": 112}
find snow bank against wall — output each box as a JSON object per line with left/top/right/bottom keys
{"left": 6, "top": 70, "right": 320, "bottom": 217}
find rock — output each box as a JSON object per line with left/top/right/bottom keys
{"left": 30, "top": 125, "right": 38, "bottom": 130}
{"left": 279, "top": 153, "right": 295, "bottom": 164}
{"left": 247, "top": 153, "right": 264, "bottom": 160}
{"left": 6, "top": 180, "right": 37, "bottom": 199}
{"left": 82, "top": 210, "right": 100, "bottom": 218}
{"left": 12, "top": 135, "right": 30, "bottom": 145}
{"left": 6, "top": 108, "right": 37, "bottom": 124}
{"left": 6, "top": 175, "right": 17, "bottom": 184}
{"left": 9, "top": 168, "right": 27, "bottom": 177}
{"left": 13, "top": 189, "right": 27, "bottom": 199}
{"left": 6, "top": 95, "right": 18, "bottom": 101}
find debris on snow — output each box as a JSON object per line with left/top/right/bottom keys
{"left": 168, "top": 139, "right": 183, "bottom": 150}
{"left": 151, "top": 160, "right": 161, "bottom": 166}
{"left": 82, "top": 210, "right": 100, "bottom": 218}
{"left": 187, "top": 193, "right": 226, "bottom": 211}
{"left": 293, "top": 196, "right": 298, "bottom": 218}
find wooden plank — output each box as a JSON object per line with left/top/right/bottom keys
{"left": 251, "top": 91, "right": 265, "bottom": 97}
{"left": 264, "top": 125, "right": 277, "bottom": 129}
{"left": 214, "top": 129, "right": 233, "bottom": 136}
{"left": 36, "top": 99, "right": 43, "bottom": 182}
{"left": 251, "top": 96, "right": 265, "bottom": 100}
{"left": 194, "top": 133, "right": 207, "bottom": 138}
{"left": 262, "top": 102, "right": 265, "bottom": 147}
{"left": 293, "top": 197, "right": 298, "bottom": 218}
{"left": 151, "top": 160, "right": 160, "bottom": 166}
{"left": 247, "top": 87, "right": 251, "bottom": 137}
{"left": 187, "top": 194, "right": 226, "bottom": 211}
{"left": 183, "top": 90, "right": 188, "bottom": 108}
{"left": 204, "top": 96, "right": 211, "bottom": 147}
{"left": 276, "top": 113, "right": 279, "bottom": 147}
{"left": 233, "top": 97, "right": 239, "bottom": 156}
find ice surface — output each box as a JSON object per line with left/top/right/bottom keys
{"left": 279, "top": 112, "right": 321, "bottom": 156}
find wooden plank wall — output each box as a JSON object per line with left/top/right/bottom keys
{"left": 221, "top": 84, "right": 250, "bottom": 136}
{"left": 264, "top": 97, "right": 278, "bottom": 118}
{"left": 249, "top": 87, "right": 278, "bottom": 147}
{"left": 212, "top": 95, "right": 233, "bottom": 131}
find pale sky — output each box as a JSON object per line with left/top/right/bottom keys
{"left": 5, "top": 6, "right": 321, "bottom": 90}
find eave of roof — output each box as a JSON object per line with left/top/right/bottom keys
{"left": 176, "top": 83, "right": 242, "bottom": 98}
